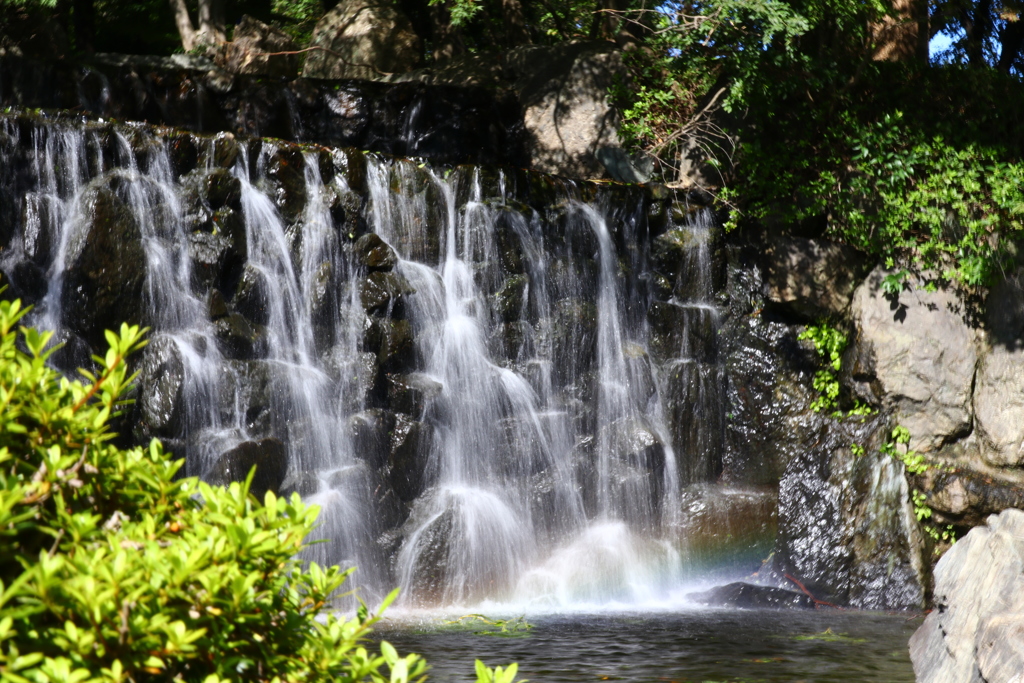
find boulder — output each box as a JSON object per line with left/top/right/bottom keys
{"left": 509, "top": 42, "right": 627, "bottom": 180}
{"left": 687, "top": 582, "right": 814, "bottom": 610}
{"left": 136, "top": 336, "right": 185, "bottom": 437}
{"left": 353, "top": 232, "right": 397, "bottom": 271}
{"left": 348, "top": 408, "right": 396, "bottom": 469}
{"left": 849, "top": 268, "right": 978, "bottom": 452}
{"left": 386, "top": 372, "right": 443, "bottom": 417}
{"left": 302, "top": 0, "right": 422, "bottom": 81}
{"left": 60, "top": 173, "right": 148, "bottom": 348}
{"left": 764, "top": 236, "right": 867, "bottom": 319}
{"left": 218, "top": 15, "right": 299, "bottom": 79}
{"left": 387, "top": 415, "right": 431, "bottom": 502}
{"left": 214, "top": 312, "right": 263, "bottom": 359}
{"left": 359, "top": 270, "right": 414, "bottom": 315}
{"left": 206, "top": 437, "right": 287, "bottom": 500}
{"left": 910, "top": 508, "right": 1024, "bottom": 683}
{"left": 493, "top": 274, "right": 528, "bottom": 322}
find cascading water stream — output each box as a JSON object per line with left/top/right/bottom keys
{"left": 0, "top": 114, "right": 733, "bottom": 613}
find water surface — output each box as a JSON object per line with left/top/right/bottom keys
{"left": 378, "top": 609, "right": 917, "bottom": 682}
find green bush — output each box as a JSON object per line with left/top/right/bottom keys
{"left": 0, "top": 296, "right": 430, "bottom": 683}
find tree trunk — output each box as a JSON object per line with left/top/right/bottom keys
{"left": 997, "top": 18, "right": 1024, "bottom": 72}
{"left": 197, "top": 0, "right": 226, "bottom": 45}
{"left": 168, "top": 0, "right": 197, "bottom": 51}
{"left": 871, "top": 0, "right": 928, "bottom": 62}
{"left": 501, "top": 0, "right": 531, "bottom": 47}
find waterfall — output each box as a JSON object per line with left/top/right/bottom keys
{"left": 0, "top": 113, "right": 730, "bottom": 610}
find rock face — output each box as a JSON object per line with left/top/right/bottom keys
{"left": 910, "top": 508, "right": 1024, "bottom": 683}
{"left": 849, "top": 268, "right": 978, "bottom": 452}
{"left": 302, "top": 0, "right": 422, "bottom": 81}
{"left": 973, "top": 345, "right": 1024, "bottom": 467}
{"left": 764, "top": 236, "right": 867, "bottom": 319}
{"left": 975, "top": 269, "right": 1024, "bottom": 468}
{"left": 218, "top": 15, "right": 299, "bottom": 78}
{"left": 0, "top": 55, "right": 528, "bottom": 168}
{"left": 509, "top": 42, "right": 627, "bottom": 180}
{"left": 774, "top": 445, "right": 926, "bottom": 609}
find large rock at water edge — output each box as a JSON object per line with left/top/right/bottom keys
{"left": 774, "top": 444, "right": 926, "bottom": 609}
{"left": 687, "top": 582, "right": 814, "bottom": 610}
{"left": 910, "top": 508, "right": 1024, "bottom": 683}
{"left": 302, "top": 0, "right": 422, "bottom": 81}
{"left": 849, "top": 268, "right": 977, "bottom": 452}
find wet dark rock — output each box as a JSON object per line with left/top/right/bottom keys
{"left": 233, "top": 265, "right": 270, "bottom": 326}
{"left": 212, "top": 132, "right": 240, "bottom": 169}
{"left": 774, "top": 445, "right": 926, "bottom": 609}
{"left": 206, "top": 437, "right": 287, "bottom": 500}
{"left": 136, "top": 335, "right": 184, "bottom": 437}
{"left": 60, "top": 174, "right": 147, "bottom": 347}
{"left": 188, "top": 231, "right": 236, "bottom": 290}
{"left": 687, "top": 582, "right": 814, "bottom": 610}
{"left": 279, "top": 469, "right": 321, "bottom": 498}
{"left": 168, "top": 134, "right": 199, "bottom": 176}
{"left": 910, "top": 509, "right": 1024, "bottom": 683}
{"left": 324, "top": 347, "right": 379, "bottom": 411}
{"left": 214, "top": 312, "right": 263, "bottom": 359}
{"left": 375, "top": 318, "right": 416, "bottom": 372}
{"left": 3, "top": 56, "right": 528, "bottom": 168}
{"left": 494, "top": 274, "right": 528, "bottom": 322}
{"left": 649, "top": 225, "right": 718, "bottom": 302}
{"left": 204, "top": 168, "right": 242, "bottom": 211}
{"left": 359, "top": 270, "right": 413, "bottom": 315}
{"left": 354, "top": 233, "right": 397, "bottom": 271}
{"left": 489, "top": 320, "right": 532, "bottom": 361}
{"left": 647, "top": 300, "right": 717, "bottom": 364}
{"left": 331, "top": 187, "right": 367, "bottom": 237}
{"left": 387, "top": 415, "right": 431, "bottom": 502}
{"left": 662, "top": 360, "right": 724, "bottom": 485}
{"left": 309, "top": 261, "right": 336, "bottom": 329}
{"left": 400, "top": 501, "right": 454, "bottom": 604}
{"left": 220, "top": 360, "right": 274, "bottom": 436}
{"left": 549, "top": 299, "right": 597, "bottom": 384}
{"left": 349, "top": 408, "right": 396, "bottom": 469}
{"left": 493, "top": 208, "right": 527, "bottom": 275}
{"left": 207, "top": 289, "right": 229, "bottom": 320}
{"left": 20, "top": 197, "right": 54, "bottom": 265}
{"left": 386, "top": 372, "right": 443, "bottom": 417}
{"left": 264, "top": 147, "right": 307, "bottom": 223}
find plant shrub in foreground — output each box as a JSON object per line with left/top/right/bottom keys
{"left": 0, "top": 296, "right": 430, "bottom": 683}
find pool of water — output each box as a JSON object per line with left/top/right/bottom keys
{"left": 376, "top": 608, "right": 918, "bottom": 682}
